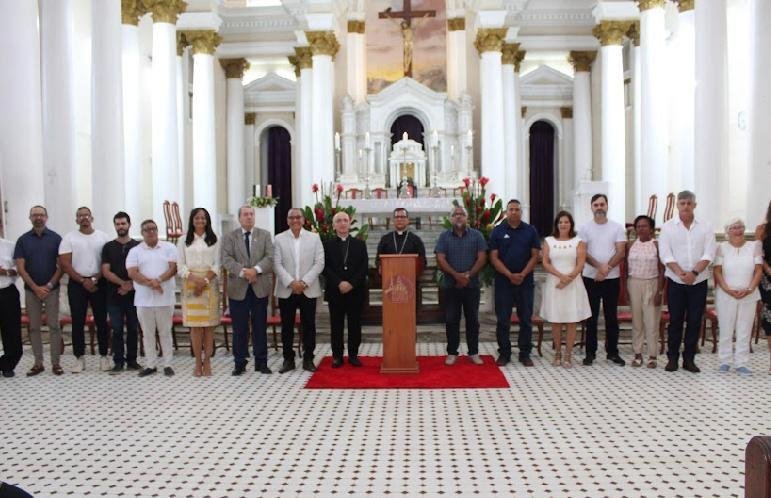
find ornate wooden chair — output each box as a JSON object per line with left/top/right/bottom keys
{"left": 345, "top": 188, "right": 364, "bottom": 199}
{"left": 662, "top": 192, "right": 675, "bottom": 223}
{"left": 371, "top": 188, "right": 389, "bottom": 229}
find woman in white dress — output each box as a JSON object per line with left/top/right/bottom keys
{"left": 541, "top": 211, "right": 592, "bottom": 368}
{"left": 713, "top": 218, "right": 762, "bottom": 375}
{"left": 178, "top": 208, "right": 220, "bottom": 377}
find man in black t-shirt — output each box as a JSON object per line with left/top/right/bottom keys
{"left": 101, "top": 212, "right": 141, "bottom": 373}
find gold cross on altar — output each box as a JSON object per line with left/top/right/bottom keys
{"left": 378, "top": 0, "right": 436, "bottom": 78}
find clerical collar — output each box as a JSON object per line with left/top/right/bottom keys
{"left": 395, "top": 230, "right": 407, "bottom": 236}
{"left": 338, "top": 235, "right": 348, "bottom": 241}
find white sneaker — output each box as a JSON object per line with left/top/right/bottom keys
{"left": 100, "top": 356, "right": 112, "bottom": 372}
{"left": 445, "top": 354, "right": 458, "bottom": 366}
{"left": 71, "top": 357, "right": 85, "bottom": 373}
{"left": 468, "top": 354, "right": 484, "bottom": 365}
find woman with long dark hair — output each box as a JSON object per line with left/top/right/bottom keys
{"left": 178, "top": 208, "right": 220, "bottom": 376}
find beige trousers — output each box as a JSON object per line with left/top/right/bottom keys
{"left": 627, "top": 277, "right": 661, "bottom": 358}
{"left": 25, "top": 288, "right": 62, "bottom": 366}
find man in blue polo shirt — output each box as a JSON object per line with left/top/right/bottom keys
{"left": 489, "top": 199, "right": 541, "bottom": 366}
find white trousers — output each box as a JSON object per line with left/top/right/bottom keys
{"left": 137, "top": 306, "right": 174, "bottom": 369}
{"left": 715, "top": 290, "right": 756, "bottom": 368}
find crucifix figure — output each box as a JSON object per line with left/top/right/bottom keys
{"left": 378, "top": 1, "right": 436, "bottom": 78}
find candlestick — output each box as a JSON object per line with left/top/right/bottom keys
{"left": 364, "top": 131, "right": 370, "bottom": 148}
{"left": 334, "top": 132, "right": 340, "bottom": 151}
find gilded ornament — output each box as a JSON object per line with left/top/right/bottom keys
{"left": 501, "top": 43, "right": 520, "bottom": 66}
{"left": 514, "top": 49, "right": 526, "bottom": 73}
{"left": 182, "top": 30, "right": 221, "bottom": 55}
{"left": 521, "top": 106, "right": 527, "bottom": 118}
{"left": 560, "top": 107, "right": 573, "bottom": 119}
{"left": 220, "top": 58, "right": 250, "bottom": 79}
{"left": 627, "top": 21, "right": 640, "bottom": 46}
{"left": 568, "top": 50, "right": 597, "bottom": 72}
{"left": 176, "top": 31, "right": 187, "bottom": 56}
{"left": 245, "top": 112, "right": 256, "bottom": 125}
{"left": 677, "top": 0, "right": 694, "bottom": 12}
{"left": 347, "top": 20, "right": 365, "bottom": 34}
{"left": 294, "top": 47, "right": 313, "bottom": 69}
{"left": 141, "top": 0, "right": 187, "bottom": 24}
{"left": 447, "top": 18, "right": 465, "bottom": 31}
{"left": 637, "top": 0, "right": 666, "bottom": 11}
{"left": 306, "top": 31, "right": 340, "bottom": 59}
{"left": 288, "top": 55, "right": 300, "bottom": 77}
{"left": 592, "top": 21, "right": 632, "bottom": 46}
{"left": 474, "top": 28, "right": 507, "bottom": 55}
{"left": 121, "top": 0, "right": 146, "bottom": 25}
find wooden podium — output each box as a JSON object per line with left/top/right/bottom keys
{"left": 380, "top": 255, "right": 419, "bottom": 374}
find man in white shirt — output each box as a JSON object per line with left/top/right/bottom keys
{"left": 578, "top": 194, "right": 628, "bottom": 367}
{"left": 59, "top": 206, "right": 112, "bottom": 372}
{"left": 127, "top": 219, "right": 178, "bottom": 377}
{"left": 0, "top": 236, "right": 21, "bottom": 377}
{"left": 658, "top": 190, "right": 716, "bottom": 373}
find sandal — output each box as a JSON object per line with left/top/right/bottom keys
{"left": 552, "top": 351, "right": 562, "bottom": 367}
{"left": 52, "top": 365, "right": 64, "bottom": 376}
{"left": 26, "top": 364, "right": 44, "bottom": 377}
{"left": 646, "top": 357, "right": 657, "bottom": 369}
{"left": 632, "top": 355, "right": 643, "bottom": 368}
{"left": 562, "top": 353, "right": 573, "bottom": 369}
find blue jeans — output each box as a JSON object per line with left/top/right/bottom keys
{"left": 494, "top": 282, "right": 534, "bottom": 360}
{"left": 107, "top": 300, "right": 138, "bottom": 366}
{"left": 666, "top": 278, "right": 708, "bottom": 362}
{"left": 443, "top": 286, "right": 481, "bottom": 356}
{"left": 229, "top": 287, "right": 269, "bottom": 368}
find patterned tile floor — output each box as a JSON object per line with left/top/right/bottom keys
{"left": 1, "top": 335, "right": 769, "bottom": 497}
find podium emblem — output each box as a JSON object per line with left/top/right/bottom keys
{"left": 383, "top": 275, "right": 413, "bottom": 304}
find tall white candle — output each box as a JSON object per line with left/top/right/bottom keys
{"left": 334, "top": 131, "right": 340, "bottom": 150}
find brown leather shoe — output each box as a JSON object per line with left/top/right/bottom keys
{"left": 519, "top": 357, "right": 535, "bottom": 367}
{"left": 52, "top": 365, "right": 64, "bottom": 376}
{"left": 26, "top": 365, "right": 44, "bottom": 377}
{"left": 495, "top": 356, "right": 510, "bottom": 366}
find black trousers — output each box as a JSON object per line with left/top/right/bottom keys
{"left": 328, "top": 290, "right": 364, "bottom": 360}
{"left": 583, "top": 277, "right": 620, "bottom": 358}
{"left": 279, "top": 294, "right": 317, "bottom": 361}
{"left": 666, "top": 278, "right": 708, "bottom": 362}
{"left": 0, "top": 285, "right": 22, "bottom": 373}
{"left": 68, "top": 280, "right": 109, "bottom": 357}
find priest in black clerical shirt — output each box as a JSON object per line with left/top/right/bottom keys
{"left": 323, "top": 212, "right": 369, "bottom": 368}
{"left": 375, "top": 208, "right": 427, "bottom": 274}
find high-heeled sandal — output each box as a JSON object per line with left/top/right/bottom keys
{"left": 202, "top": 357, "right": 212, "bottom": 376}
{"left": 562, "top": 353, "right": 573, "bottom": 369}
{"left": 552, "top": 351, "right": 562, "bottom": 367}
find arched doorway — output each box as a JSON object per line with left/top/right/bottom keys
{"left": 390, "top": 114, "right": 424, "bottom": 146}
{"left": 529, "top": 120, "right": 556, "bottom": 237}
{"left": 265, "top": 126, "right": 292, "bottom": 233}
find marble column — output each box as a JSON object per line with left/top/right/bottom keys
{"left": 143, "top": 0, "right": 186, "bottom": 226}
{"left": 560, "top": 107, "right": 574, "bottom": 207}
{"left": 568, "top": 51, "right": 596, "bottom": 191}
{"left": 513, "top": 49, "right": 526, "bottom": 206}
{"left": 221, "top": 58, "right": 250, "bottom": 215}
{"left": 446, "top": 18, "right": 467, "bottom": 100}
{"left": 295, "top": 47, "right": 314, "bottom": 209}
{"left": 92, "top": 0, "right": 126, "bottom": 232}
{"left": 176, "top": 33, "right": 188, "bottom": 215}
{"left": 628, "top": 22, "right": 643, "bottom": 215}
{"left": 39, "top": 0, "right": 77, "bottom": 232}
{"left": 593, "top": 21, "right": 632, "bottom": 223}
{"left": 672, "top": 0, "right": 696, "bottom": 192}
{"left": 748, "top": 0, "right": 771, "bottom": 224}
{"left": 346, "top": 20, "right": 366, "bottom": 104}
{"left": 501, "top": 43, "right": 519, "bottom": 203}
{"left": 694, "top": 0, "right": 728, "bottom": 225}
{"left": 0, "top": 0, "right": 45, "bottom": 238}
{"left": 184, "top": 30, "right": 221, "bottom": 219}
{"left": 306, "top": 31, "right": 339, "bottom": 185}
{"left": 637, "top": 1, "right": 669, "bottom": 215}
{"left": 121, "top": 0, "right": 145, "bottom": 222}
{"left": 244, "top": 113, "right": 256, "bottom": 199}
{"left": 475, "top": 28, "right": 507, "bottom": 200}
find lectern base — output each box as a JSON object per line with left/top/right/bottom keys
{"left": 380, "top": 364, "right": 420, "bottom": 374}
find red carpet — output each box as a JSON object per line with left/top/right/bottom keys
{"left": 304, "top": 355, "right": 510, "bottom": 389}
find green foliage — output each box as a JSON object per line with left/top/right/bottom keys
{"left": 302, "top": 182, "right": 369, "bottom": 241}
{"left": 248, "top": 196, "right": 279, "bottom": 208}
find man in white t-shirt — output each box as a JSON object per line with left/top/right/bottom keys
{"left": 578, "top": 194, "right": 627, "bottom": 366}
{"left": 126, "top": 219, "right": 178, "bottom": 377}
{"left": 59, "top": 206, "right": 112, "bottom": 373}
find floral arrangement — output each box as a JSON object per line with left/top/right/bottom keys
{"left": 302, "top": 182, "right": 369, "bottom": 241}
{"left": 440, "top": 176, "right": 504, "bottom": 286}
{"left": 248, "top": 196, "right": 279, "bottom": 208}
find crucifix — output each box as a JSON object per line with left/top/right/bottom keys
{"left": 378, "top": 0, "right": 436, "bottom": 78}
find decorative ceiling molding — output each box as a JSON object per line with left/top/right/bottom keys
{"left": 217, "top": 41, "right": 296, "bottom": 57}
{"left": 516, "top": 35, "right": 599, "bottom": 51}
{"left": 513, "top": 9, "right": 596, "bottom": 26}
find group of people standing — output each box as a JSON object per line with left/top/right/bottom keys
{"left": 0, "top": 193, "right": 769, "bottom": 379}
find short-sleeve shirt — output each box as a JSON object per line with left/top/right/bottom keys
{"left": 13, "top": 228, "right": 62, "bottom": 290}
{"left": 578, "top": 219, "right": 626, "bottom": 279}
{"left": 59, "top": 229, "right": 111, "bottom": 277}
{"left": 434, "top": 227, "right": 487, "bottom": 289}
{"left": 488, "top": 221, "right": 541, "bottom": 287}
{"left": 101, "top": 239, "right": 140, "bottom": 303}
{"left": 125, "top": 241, "right": 178, "bottom": 307}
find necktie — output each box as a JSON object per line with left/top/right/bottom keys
{"left": 244, "top": 231, "right": 251, "bottom": 260}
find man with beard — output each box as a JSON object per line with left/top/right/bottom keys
{"left": 101, "top": 212, "right": 141, "bottom": 373}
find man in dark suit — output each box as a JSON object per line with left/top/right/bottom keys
{"left": 221, "top": 205, "right": 274, "bottom": 376}
{"left": 375, "top": 207, "right": 426, "bottom": 273}
{"left": 323, "top": 212, "right": 369, "bottom": 368}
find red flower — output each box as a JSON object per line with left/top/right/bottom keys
{"left": 462, "top": 177, "right": 471, "bottom": 188}
{"left": 481, "top": 209, "right": 491, "bottom": 223}
{"left": 479, "top": 176, "right": 489, "bottom": 187}
{"left": 331, "top": 207, "right": 337, "bottom": 215}
{"left": 490, "top": 193, "right": 497, "bottom": 202}
{"left": 311, "top": 183, "right": 319, "bottom": 193}
{"left": 315, "top": 207, "right": 325, "bottom": 222}
{"left": 336, "top": 184, "right": 344, "bottom": 193}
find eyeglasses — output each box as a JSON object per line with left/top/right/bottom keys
{"left": 394, "top": 215, "right": 409, "bottom": 219}
{"left": 287, "top": 215, "right": 303, "bottom": 220}
{"left": 142, "top": 227, "right": 158, "bottom": 232}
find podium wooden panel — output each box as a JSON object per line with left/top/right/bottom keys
{"left": 380, "top": 255, "right": 419, "bottom": 374}
{"left": 746, "top": 436, "right": 771, "bottom": 498}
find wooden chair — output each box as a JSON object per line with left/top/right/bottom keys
{"left": 452, "top": 186, "right": 467, "bottom": 197}
{"left": 162, "top": 201, "right": 175, "bottom": 241}
{"left": 345, "top": 188, "right": 364, "bottom": 199}
{"left": 626, "top": 194, "right": 658, "bottom": 239}
{"left": 171, "top": 201, "right": 184, "bottom": 241}
{"left": 662, "top": 193, "right": 675, "bottom": 223}
{"left": 511, "top": 313, "right": 546, "bottom": 357}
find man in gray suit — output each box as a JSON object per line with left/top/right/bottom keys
{"left": 274, "top": 208, "right": 325, "bottom": 373}
{"left": 221, "top": 205, "right": 274, "bottom": 375}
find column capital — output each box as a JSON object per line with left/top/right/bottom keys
{"left": 176, "top": 31, "right": 188, "bottom": 56}
{"left": 245, "top": 112, "right": 256, "bottom": 125}
{"left": 592, "top": 20, "right": 633, "bottom": 46}
{"left": 447, "top": 18, "right": 466, "bottom": 31}
{"left": 514, "top": 50, "right": 526, "bottom": 73}
{"left": 637, "top": 0, "right": 666, "bottom": 11}
{"left": 294, "top": 46, "right": 313, "bottom": 69}
{"left": 220, "top": 58, "right": 250, "bottom": 79}
{"left": 626, "top": 21, "right": 640, "bottom": 46}
{"left": 288, "top": 55, "right": 300, "bottom": 77}
{"left": 560, "top": 107, "right": 573, "bottom": 119}
{"left": 121, "top": 0, "right": 146, "bottom": 25}
{"left": 501, "top": 43, "right": 520, "bottom": 65}
{"left": 676, "top": 0, "right": 694, "bottom": 12}
{"left": 182, "top": 30, "right": 221, "bottom": 55}
{"left": 568, "top": 50, "right": 597, "bottom": 72}
{"left": 474, "top": 28, "right": 507, "bottom": 55}
{"left": 306, "top": 31, "right": 340, "bottom": 59}
{"left": 521, "top": 106, "right": 527, "bottom": 118}
{"left": 347, "top": 20, "right": 365, "bottom": 33}
{"left": 141, "top": 0, "right": 186, "bottom": 24}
